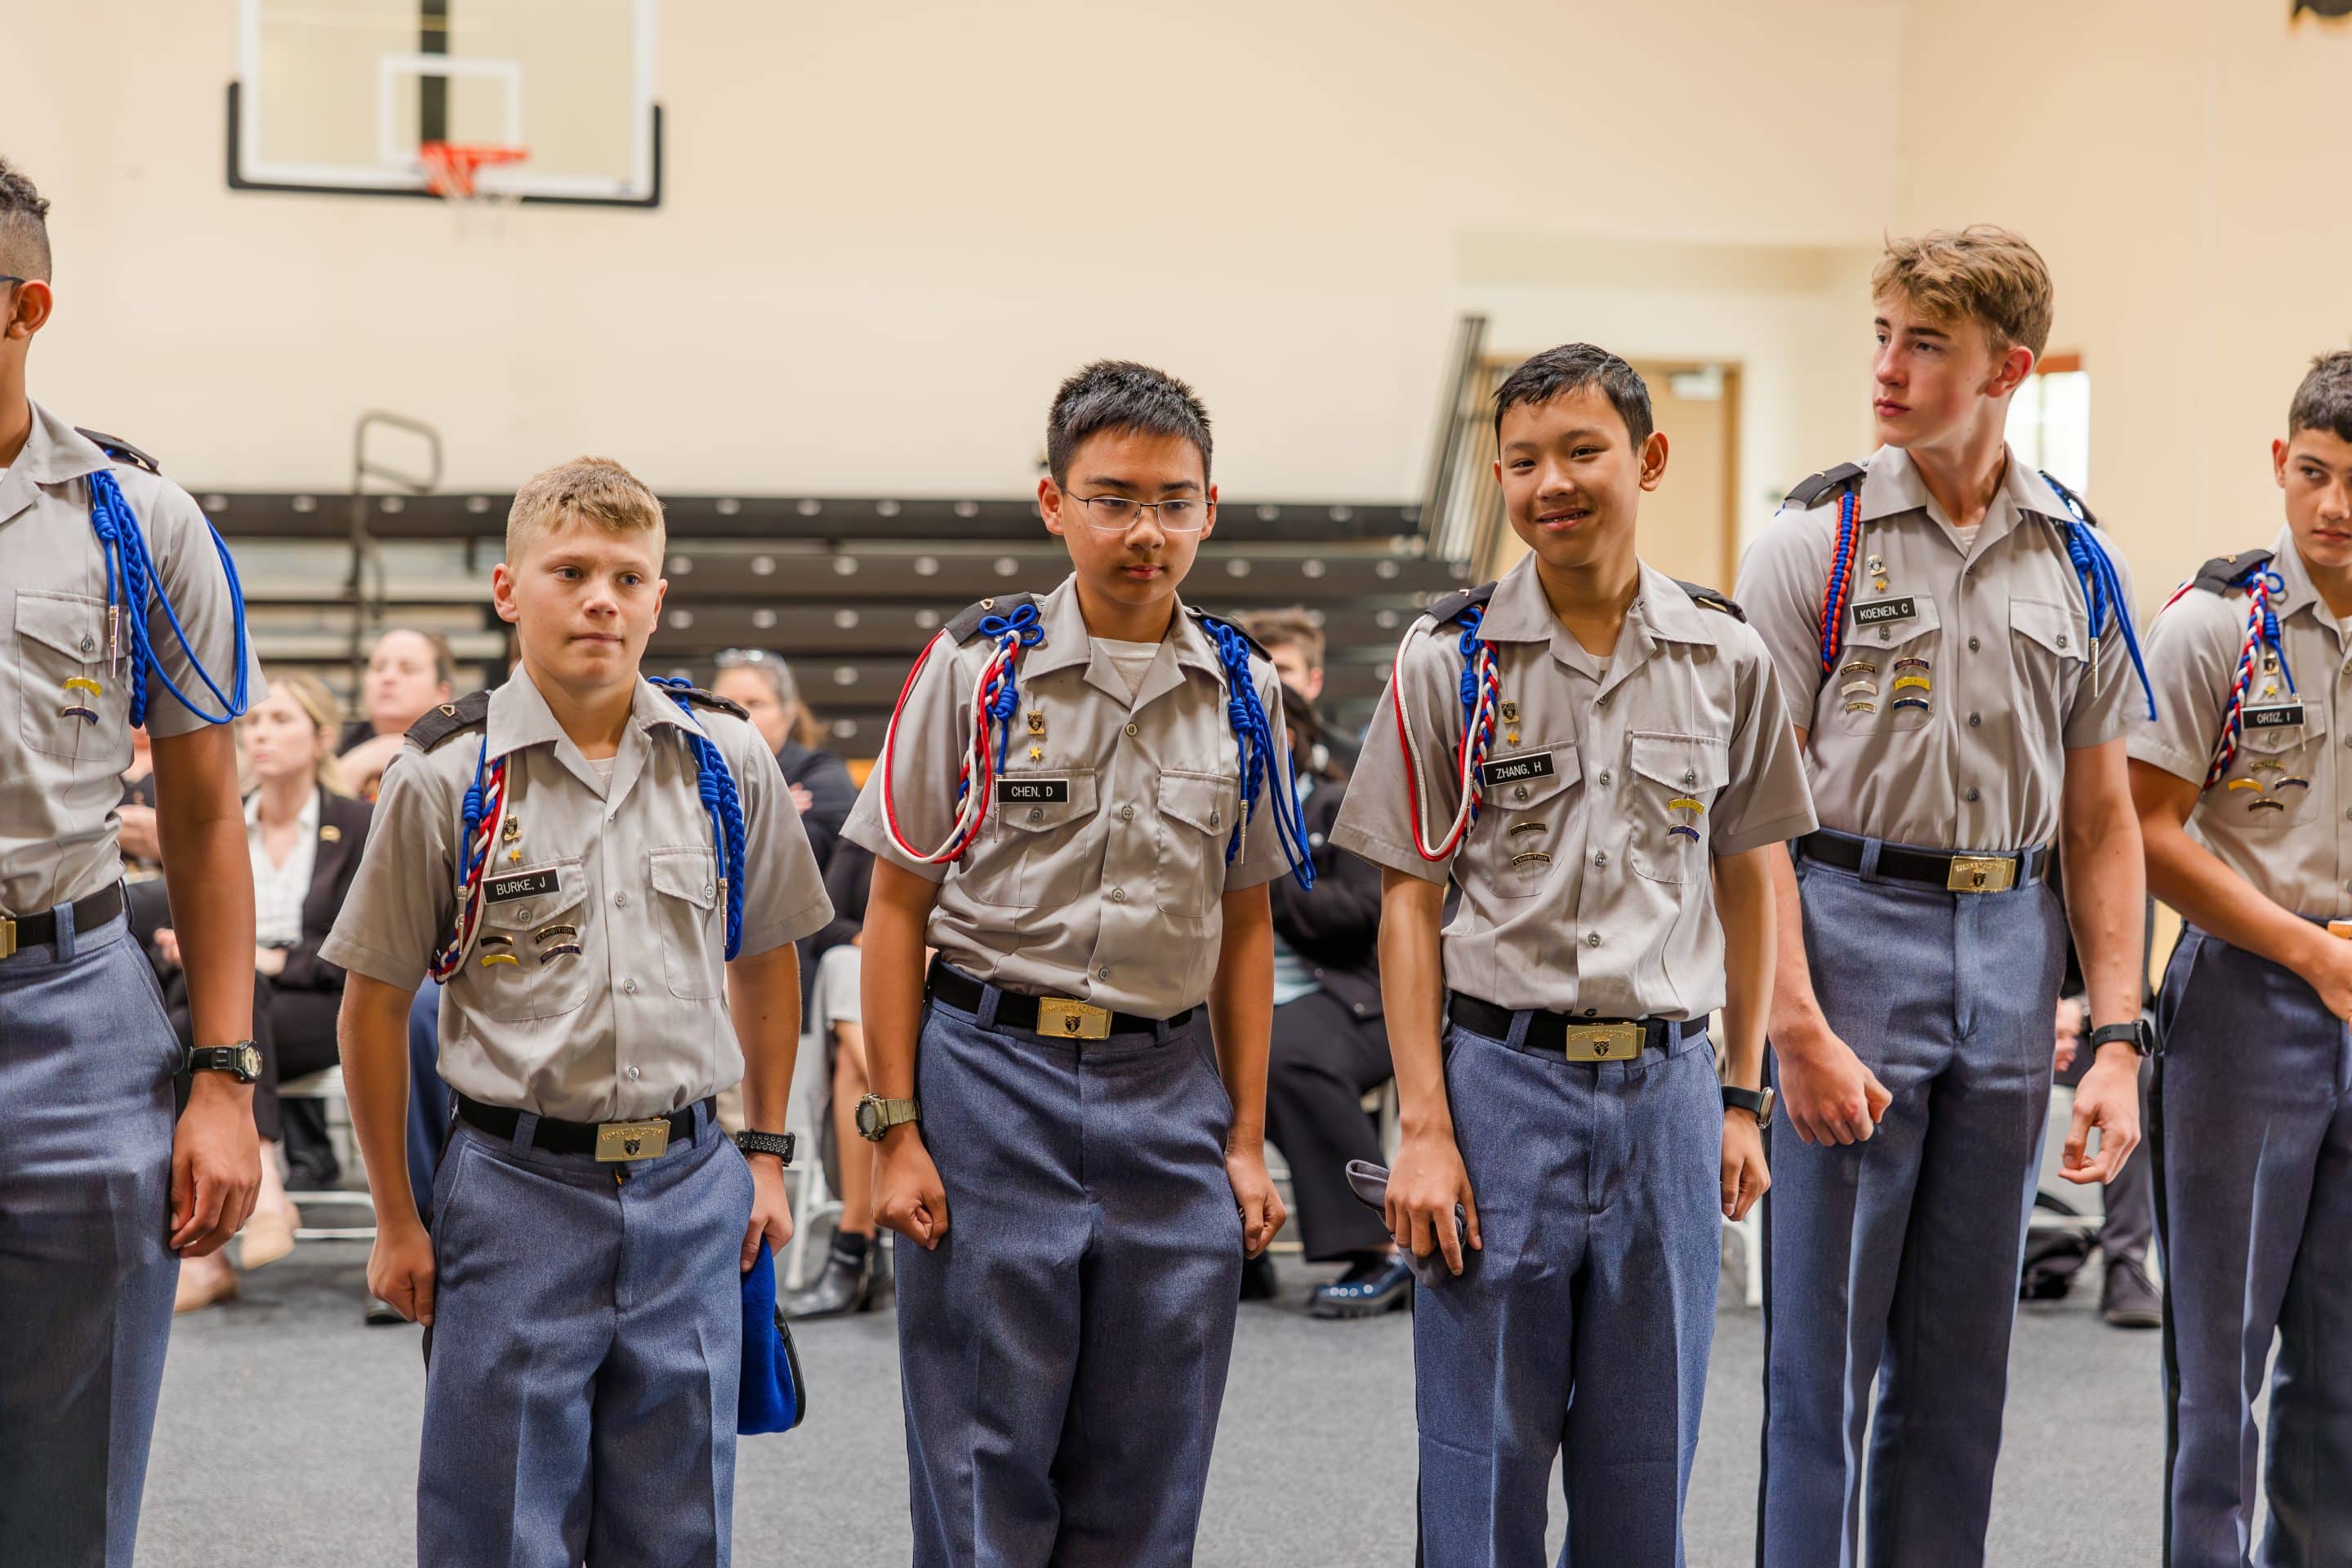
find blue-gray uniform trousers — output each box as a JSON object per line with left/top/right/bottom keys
{"left": 897, "top": 973, "right": 1243, "bottom": 1568}
{"left": 0, "top": 906, "right": 180, "bottom": 1568}
{"left": 1415, "top": 1010, "right": 1722, "bottom": 1568}
{"left": 1760, "top": 845, "right": 2067, "bottom": 1568}
{"left": 2155, "top": 926, "right": 2352, "bottom": 1567}
{"left": 421, "top": 1100, "right": 753, "bottom": 1568}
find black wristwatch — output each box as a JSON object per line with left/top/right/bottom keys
{"left": 734, "top": 1129, "right": 796, "bottom": 1166}
{"left": 185, "top": 1041, "right": 263, "bottom": 1084}
{"left": 2088, "top": 1019, "right": 2156, "bottom": 1058}
{"left": 1722, "top": 1085, "right": 1775, "bottom": 1129}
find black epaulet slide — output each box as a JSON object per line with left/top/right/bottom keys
{"left": 407, "top": 690, "right": 492, "bottom": 751}
{"left": 1674, "top": 580, "right": 1747, "bottom": 621}
{"left": 674, "top": 685, "right": 749, "bottom": 720}
{"left": 2191, "top": 550, "right": 2274, "bottom": 596}
{"left": 944, "top": 593, "right": 1040, "bottom": 644}
{"left": 2038, "top": 471, "right": 2099, "bottom": 528}
{"left": 77, "top": 427, "right": 162, "bottom": 475}
{"left": 1424, "top": 581, "right": 1499, "bottom": 626}
{"left": 1186, "top": 605, "right": 1268, "bottom": 657}
{"left": 1782, "top": 461, "right": 1867, "bottom": 509}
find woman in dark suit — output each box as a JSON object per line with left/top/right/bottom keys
{"left": 153, "top": 672, "right": 372, "bottom": 1311}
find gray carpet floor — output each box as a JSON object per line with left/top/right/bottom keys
{"left": 138, "top": 1245, "right": 2163, "bottom": 1566}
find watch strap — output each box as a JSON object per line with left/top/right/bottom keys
{"left": 735, "top": 1129, "right": 796, "bottom": 1165}
{"left": 858, "top": 1096, "right": 921, "bottom": 1140}
{"left": 2089, "top": 1019, "right": 2154, "bottom": 1056}
{"left": 184, "top": 1041, "right": 261, "bottom": 1082}
{"left": 1722, "top": 1085, "right": 1774, "bottom": 1126}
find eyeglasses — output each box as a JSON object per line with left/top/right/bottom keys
{"left": 0, "top": 277, "right": 22, "bottom": 289}
{"left": 1061, "top": 492, "right": 1209, "bottom": 534}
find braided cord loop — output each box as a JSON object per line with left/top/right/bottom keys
{"left": 650, "top": 678, "right": 750, "bottom": 960}
{"left": 87, "top": 468, "right": 252, "bottom": 727}
{"left": 1204, "top": 621, "right": 1315, "bottom": 889}
{"left": 875, "top": 604, "right": 1045, "bottom": 866}
{"left": 1393, "top": 606, "right": 1503, "bottom": 862}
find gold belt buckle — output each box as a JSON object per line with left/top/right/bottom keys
{"left": 1560, "top": 1022, "right": 1643, "bottom": 1062}
{"left": 595, "top": 1119, "right": 672, "bottom": 1162}
{"left": 1037, "top": 997, "right": 1114, "bottom": 1041}
{"left": 0, "top": 916, "right": 14, "bottom": 960}
{"left": 1946, "top": 855, "right": 2016, "bottom": 894}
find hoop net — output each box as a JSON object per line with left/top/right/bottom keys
{"left": 419, "top": 141, "right": 529, "bottom": 201}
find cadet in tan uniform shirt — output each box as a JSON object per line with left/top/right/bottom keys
{"left": 324, "top": 459, "right": 829, "bottom": 1566}
{"left": 2132, "top": 352, "right": 2352, "bottom": 1565}
{"left": 0, "top": 158, "right": 265, "bottom": 1568}
{"left": 1334, "top": 345, "right": 1814, "bottom": 1567}
{"left": 1734, "top": 227, "right": 2152, "bottom": 1568}
{"left": 845, "top": 361, "right": 1312, "bottom": 1568}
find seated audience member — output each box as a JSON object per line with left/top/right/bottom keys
{"left": 1232, "top": 609, "right": 1401, "bottom": 1316}
{"left": 1244, "top": 604, "right": 1356, "bottom": 773}
{"left": 782, "top": 844, "right": 886, "bottom": 1318}
{"left": 710, "top": 647, "right": 858, "bottom": 871}
{"left": 337, "top": 627, "right": 456, "bottom": 800}
{"left": 158, "top": 674, "right": 372, "bottom": 1312}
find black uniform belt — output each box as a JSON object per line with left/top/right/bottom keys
{"left": 1797, "top": 829, "right": 2048, "bottom": 894}
{"left": 457, "top": 1093, "right": 710, "bottom": 1159}
{"left": 926, "top": 960, "right": 1194, "bottom": 1043}
{"left": 1446, "top": 992, "right": 1695, "bottom": 1063}
{"left": 0, "top": 883, "right": 126, "bottom": 960}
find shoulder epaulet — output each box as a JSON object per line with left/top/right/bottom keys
{"left": 1673, "top": 580, "right": 1747, "bottom": 621}
{"left": 1782, "top": 461, "right": 1867, "bottom": 509}
{"left": 2191, "top": 550, "right": 2274, "bottom": 596}
{"left": 673, "top": 685, "right": 749, "bottom": 721}
{"left": 2038, "top": 471, "right": 2099, "bottom": 528}
{"left": 1423, "top": 581, "right": 1499, "bottom": 626}
{"left": 1185, "top": 605, "right": 1269, "bottom": 658}
{"left": 405, "top": 689, "right": 492, "bottom": 752}
{"left": 76, "top": 427, "right": 162, "bottom": 475}
{"left": 943, "top": 593, "right": 1040, "bottom": 644}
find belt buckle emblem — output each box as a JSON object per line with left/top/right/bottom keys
{"left": 1037, "top": 998, "right": 1113, "bottom": 1041}
{"left": 595, "top": 1119, "right": 672, "bottom": 1162}
{"left": 1560, "top": 1022, "right": 1642, "bottom": 1062}
{"left": 1946, "top": 855, "right": 2016, "bottom": 894}
{"left": 0, "top": 916, "right": 14, "bottom": 960}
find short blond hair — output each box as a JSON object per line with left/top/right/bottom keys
{"left": 506, "top": 457, "right": 666, "bottom": 564}
{"left": 1873, "top": 225, "right": 2054, "bottom": 362}
{"left": 252, "top": 669, "right": 351, "bottom": 795}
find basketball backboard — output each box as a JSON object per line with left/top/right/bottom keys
{"left": 228, "top": 0, "right": 661, "bottom": 207}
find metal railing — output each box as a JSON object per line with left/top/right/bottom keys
{"left": 1419, "top": 314, "right": 1494, "bottom": 567}
{"left": 346, "top": 411, "right": 444, "bottom": 687}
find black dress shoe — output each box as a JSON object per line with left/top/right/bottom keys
{"left": 2101, "top": 1257, "right": 2163, "bottom": 1329}
{"left": 1239, "top": 1253, "right": 1280, "bottom": 1302}
{"left": 1310, "top": 1254, "right": 1413, "bottom": 1320}
{"left": 781, "top": 1244, "right": 877, "bottom": 1320}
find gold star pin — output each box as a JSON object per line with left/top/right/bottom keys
{"left": 1506, "top": 730, "right": 1520, "bottom": 745}
{"left": 1028, "top": 745, "right": 1043, "bottom": 761}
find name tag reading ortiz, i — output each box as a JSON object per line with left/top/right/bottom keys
{"left": 485, "top": 869, "right": 560, "bottom": 905}
{"left": 1852, "top": 597, "right": 1919, "bottom": 628}
{"left": 1477, "top": 751, "right": 1556, "bottom": 789}
{"left": 2245, "top": 703, "right": 2307, "bottom": 731}
{"left": 996, "top": 777, "right": 1071, "bottom": 804}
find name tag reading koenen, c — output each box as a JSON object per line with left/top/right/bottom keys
{"left": 996, "top": 777, "right": 1071, "bottom": 804}
{"left": 486, "top": 869, "right": 560, "bottom": 904}
{"left": 1479, "top": 751, "right": 1556, "bottom": 789}
{"left": 1852, "top": 597, "right": 1919, "bottom": 628}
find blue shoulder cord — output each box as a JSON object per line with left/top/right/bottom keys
{"left": 964, "top": 603, "right": 1046, "bottom": 809}
{"left": 2044, "top": 474, "right": 2158, "bottom": 721}
{"left": 1203, "top": 620, "right": 1316, "bottom": 890}
{"left": 648, "top": 678, "right": 749, "bottom": 960}
{"left": 87, "top": 468, "right": 252, "bottom": 726}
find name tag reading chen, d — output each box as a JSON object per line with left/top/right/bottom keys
{"left": 486, "top": 869, "right": 560, "bottom": 904}
{"left": 1478, "top": 751, "right": 1556, "bottom": 789}
{"left": 996, "top": 777, "right": 1071, "bottom": 805}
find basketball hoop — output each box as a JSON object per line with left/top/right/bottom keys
{"left": 418, "top": 141, "right": 528, "bottom": 201}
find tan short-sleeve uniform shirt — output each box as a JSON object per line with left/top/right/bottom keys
{"left": 320, "top": 671, "right": 833, "bottom": 1122}
{"left": 1734, "top": 444, "right": 2141, "bottom": 853}
{"left": 841, "top": 574, "right": 1295, "bottom": 1019}
{"left": 2, "top": 403, "right": 265, "bottom": 915}
{"left": 1330, "top": 558, "right": 1817, "bottom": 1020}
{"left": 2132, "top": 529, "right": 2352, "bottom": 918}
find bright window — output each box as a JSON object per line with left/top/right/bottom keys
{"left": 2007, "top": 360, "right": 2091, "bottom": 495}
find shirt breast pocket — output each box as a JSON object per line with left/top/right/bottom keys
{"left": 1627, "top": 733, "right": 1731, "bottom": 885}
{"left": 468, "top": 858, "right": 591, "bottom": 1023}
{"left": 649, "top": 845, "right": 723, "bottom": 1000}
{"left": 960, "top": 769, "right": 1099, "bottom": 910}
{"left": 2221, "top": 706, "right": 2328, "bottom": 831}
{"left": 1480, "top": 745, "right": 1579, "bottom": 899}
{"left": 1156, "top": 770, "right": 1241, "bottom": 918}
{"left": 2007, "top": 594, "right": 2090, "bottom": 735}
{"left": 1834, "top": 595, "right": 1942, "bottom": 736}
{"left": 16, "top": 590, "right": 117, "bottom": 761}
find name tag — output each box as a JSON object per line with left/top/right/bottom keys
{"left": 1852, "top": 597, "right": 1918, "bottom": 628}
{"left": 486, "top": 869, "right": 559, "bottom": 904}
{"left": 996, "top": 777, "right": 1071, "bottom": 804}
{"left": 2245, "top": 703, "right": 2306, "bottom": 730}
{"left": 1479, "top": 751, "right": 1556, "bottom": 788}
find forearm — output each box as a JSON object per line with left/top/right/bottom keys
{"left": 1377, "top": 869, "right": 1452, "bottom": 1139}
{"left": 154, "top": 733, "right": 256, "bottom": 1051}
{"left": 338, "top": 974, "right": 421, "bottom": 1231}
{"left": 1763, "top": 843, "right": 1829, "bottom": 1046}
{"left": 861, "top": 863, "right": 938, "bottom": 1104}
{"left": 1713, "top": 846, "right": 1776, "bottom": 1092}
{"left": 2144, "top": 816, "right": 2319, "bottom": 968}
{"left": 728, "top": 942, "right": 802, "bottom": 1135}
{"left": 1208, "top": 887, "right": 1275, "bottom": 1149}
{"left": 2060, "top": 776, "right": 2148, "bottom": 1035}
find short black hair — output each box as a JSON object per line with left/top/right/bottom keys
{"left": 2288, "top": 351, "right": 2352, "bottom": 444}
{"left": 1492, "top": 342, "right": 1653, "bottom": 449}
{"left": 0, "top": 158, "right": 52, "bottom": 283}
{"left": 1045, "top": 359, "right": 1213, "bottom": 487}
